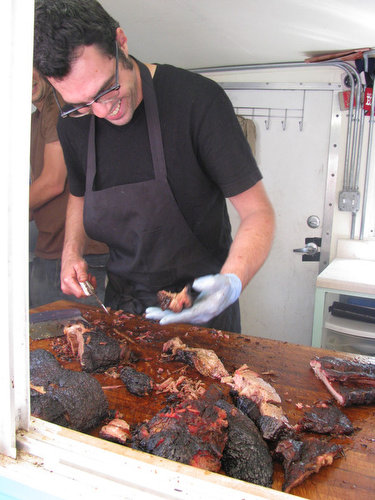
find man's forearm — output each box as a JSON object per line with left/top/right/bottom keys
{"left": 221, "top": 182, "right": 275, "bottom": 289}
{"left": 29, "top": 177, "right": 65, "bottom": 211}
{"left": 60, "top": 194, "right": 91, "bottom": 297}
{"left": 62, "top": 194, "right": 87, "bottom": 258}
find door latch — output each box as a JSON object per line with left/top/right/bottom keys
{"left": 293, "top": 237, "right": 321, "bottom": 261}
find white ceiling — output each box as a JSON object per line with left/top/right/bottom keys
{"left": 100, "top": 0, "right": 375, "bottom": 70}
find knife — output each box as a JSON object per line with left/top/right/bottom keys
{"left": 29, "top": 308, "right": 87, "bottom": 340}
{"left": 80, "top": 280, "right": 110, "bottom": 314}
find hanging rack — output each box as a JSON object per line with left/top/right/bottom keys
{"left": 192, "top": 59, "right": 368, "bottom": 240}
{"left": 234, "top": 104, "right": 304, "bottom": 131}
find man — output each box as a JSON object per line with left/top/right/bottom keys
{"left": 33, "top": 0, "right": 275, "bottom": 332}
{"left": 30, "top": 67, "right": 109, "bottom": 307}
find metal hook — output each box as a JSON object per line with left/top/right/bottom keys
{"left": 264, "top": 108, "right": 271, "bottom": 130}
{"left": 281, "top": 109, "right": 287, "bottom": 130}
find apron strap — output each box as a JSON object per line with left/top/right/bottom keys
{"left": 86, "top": 59, "right": 167, "bottom": 191}
{"left": 137, "top": 60, "right": 168, "bottom": 179}
{"left": 86, "top": 116, "right": 96, "bottom": 191}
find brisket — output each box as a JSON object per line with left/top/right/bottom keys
{"left": 162, "top": 337, "right": 229, "bottom": 379}
{"left": 296, "top": 404, "right": 354, "bottom": 435}
{"left": 120, "top": 366, "right": 154, "bottom": 396}
{"left": 99, "top": 418, "right": 131, "bottom": 445}
{"left": 310, "top": 356, "right": 375, "bottom": 406}
{"left": 223, "top": 365, "right": 294, "bottom": 441}
{"left": 64, "top": 322, "right": 129, "bottom": 372}
{"left": 275, "top": 437, "right": 343, "bottom": 493}
{"left": 30, "top": 349, "right": 109, "bottom": 431}
{"left": 132, "top": 386, "right": 228, "bottom": 472}
{"left": 157, "top": 284, "right": 195, "bottom": 312}
{"left": 215, "top": 399, "right": 273, "bottom": 487}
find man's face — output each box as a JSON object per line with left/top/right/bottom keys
{"left": 49, "top": 44, "right": 142, "bottom": 126}
{"left": 32, "top": 68, "right": 49, "bottom": 106}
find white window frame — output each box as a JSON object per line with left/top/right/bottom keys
{"left": 0, "top": 2, "right": 290, "bottom": 497}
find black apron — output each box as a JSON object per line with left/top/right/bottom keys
{"left": 83, "top": 60, "right": 240, "bottom": 332}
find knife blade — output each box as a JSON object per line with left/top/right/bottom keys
{"left": 80, "top": 280, "right": 110, "bottom": 314}
{"left": 29, "top": 308, "right": 87, "bottom": 340}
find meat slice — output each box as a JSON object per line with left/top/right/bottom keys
{"left": 120, "top": 366, "right": 153, "bottom": 396}
{"left": 296, "top": 404, "right": 354, "bottom": 435}
{"left": 157, "top": 284, "right": 194, "bottom": 312}
{"left": 223, "top": 365, "right": 294, "bottom": 441}
{"left": 30, "top": 349, "right": 109, "bottom": 431}
{"left": 162, "top": 337, "right": 229, "bottom": 379}
{"left": 310, "top": 356, "right": 375, "bottom": 406}
{"left": 99, "top": 418, "right": 131, "bottom": 445}
{"left": 132, "top": 386, "right": 228, "bottom": 472}
{"left": 221, "top": 364, "right": 281, "bottom": 404}
{"left": 275, "top": 438, "right": 343, "bottom": 493}
{"left": 215, "top": 399, "right": 273, "bottom": 487}
{"left": 231, "top": 392, "right": 261, "bottom": 422}
{"left": 257, "top": 402, "right": 295, "bottom": 441}
{"left": 64, "top": 322, "right": 129, "bottom": 372}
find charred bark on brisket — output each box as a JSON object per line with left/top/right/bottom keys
{"left": 296, "top": 404, "right": 354, "bottom": 435}
{"left": 223, "top": 365, "right": 294, "bottom": 441}
{"left": 310, "top": 356, "right": 375, "bottom": 406}
{"left": 30, "top": 349, "right": 109, "bottom": 431}
{"left": 132, "top": 386, "right": 228, "bottom": 472}
{"left": 230, "top": 391, "right": 261, "bottom": 422}
{"left": 162, "top": 337, "right": 229, "bottom": 379}
{"left": 30, "top": 349, "right": 68, "bottom": 425}
{"left": 232, "top": 392, "right": 295, "bottom": 442}
{"left": 157, "top": 284, "right": 195, "bottom": 312}
{"left": 274, "top": 437, "right": 343, "bottom": 493}
{"left": 120, "top": 366, "right": 154, "bottom": 396}
{"left": 215, "top": 399, "right": 273, "bottom": 487}
{"left": 64, "top": 322, "right": 129, "bottom": 372}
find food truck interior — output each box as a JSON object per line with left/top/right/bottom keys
{"left": 1, "top": 1, "right": 375, "bottom": 498}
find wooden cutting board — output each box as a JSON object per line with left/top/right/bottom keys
{"left": 30, "top": 300, "right": 375, "bottom": 499}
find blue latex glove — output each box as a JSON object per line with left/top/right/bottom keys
{"left": 145, "top": 273, "right": 242, "bottom": 325}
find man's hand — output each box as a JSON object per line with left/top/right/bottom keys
{"left": 145, "top": 273, "right": 242, "bottom": 325}
{"left": 60, "top": 253, "right": 97, "bottom": 298}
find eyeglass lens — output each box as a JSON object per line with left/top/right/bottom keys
{"left": 62, "top": 42, "right": 120, "bottom": 118}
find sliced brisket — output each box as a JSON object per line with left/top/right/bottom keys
{"left": 157, "top": 284, "right": 194, "bottom": 312}
{"left": 275, "top": 437, "right": 343, "bottom": 493}
{"left": 99, "top": 418, "right": 131, "bottom": 445}
{"left": 215, "top": 399, "right": 273, "bottom": 487}
{"left": 296, "top": 404, "right": 354, "bottom": 435}
{"left": 223, "top": 365, "right": 294, "bottom": 441}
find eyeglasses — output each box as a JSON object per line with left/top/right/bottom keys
{"left": 52, "top": 42, "right": 120, "bottom": 118}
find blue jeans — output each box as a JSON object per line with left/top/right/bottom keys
{"left": 29, "top": 254, "right": 109, "bottom": 308}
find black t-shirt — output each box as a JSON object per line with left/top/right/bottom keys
{"left": 57, "top": 63, "right": 262, "bottom": 262}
